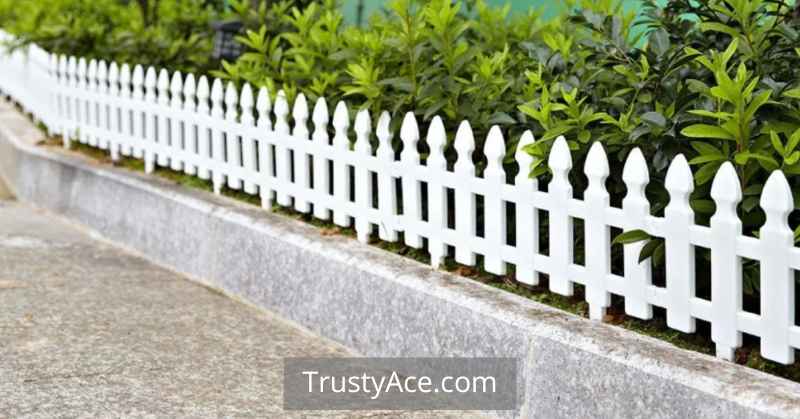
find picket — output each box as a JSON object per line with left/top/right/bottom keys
{"left": 183, "top": 74, "right": 198, "bottom": 176}
{"left": 169, "top": 71, "right": 184, "bottom": 172}
{"left": 224, "top": 82, "right": 242, "bottom": 190}
{"left": 119, "top": 63, "right": 134, "bottom": 157}
{"left": 400, "top": 112, "right": 422, "bottom": 248}
{"left": 622, "top": 149, "right": 653, "bottom": 320}
{"left": 196, "top": 76, "right": 212, "bottom": 180}
{"left": 375, "top": 111, "right": 397, "bottom": 242}
{"left": 664, "top": 155, "right": 696, "bottom": 333}
{"left": 426, "top": 116, "right": 447, "bottom": 267}
{"left": 256, "top": 87, "right": 273, "bottom": 209}
{"left": 3, "top": 38, "right": 800, "bottom": 366}
{"left": 354, "top": 109, "right": 373, "bottom": 244}
{"left": 584, "top": 142, "right": 611, "bottom": 321}
{"left": 453, "top": 121, "right": 476, "bottom": 266}
{"left": 710, "top": 162, "right": 744, "bottom": 361}
{"left": 514, "top": 131, "right": 538, "bottom": 286}
{"left": 239, "top": 83, "right": 257, "bottom": 193}
{"left": 292, "top": 93, "right": 311, "bottom": 213}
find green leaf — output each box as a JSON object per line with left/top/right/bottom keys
{"left": 612, "top": 229, "right": 651, "bottom": 245}
{"left": 783, "top": 88, "right": 800, "bottom": 99}
{"left": 638, "top": 238, "right": 661, "bottom": 263}
{"left": 652, "top": 241, "right": 665, "bottom": 266}
{"left": 488, "top": 112, "right": 516, "bottom": 125}
{"left": 690, "top": 141, "right": 723, "bottom": 156}
{"left": 770, "top": 131, "right": 785, "bottom": 155}
{"left": 699, "top": 22, "right": 739, "bottom": 38}
{"left": 681, "top": 124, "right": 735, "bottom": 141}
{"left": 743, "top": 90, "right": 772, "bottom": 122}
{"left": 734, "top": 152, "right": 779, "bottom": 171}
{"left": 691, "top": 199, "right": 716, "bottom": 214}
{"left": 695, "top": 161, "right": 724, "bottom": 185}
{"left": 641, "top": 111, "right": 666, "bottom": 128}
{"left": 689, "top": 154, "right": 726, "bottom": 165}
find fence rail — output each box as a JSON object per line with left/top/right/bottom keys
{"left": 1, "top": 31, "right": 799, "bottom": 365}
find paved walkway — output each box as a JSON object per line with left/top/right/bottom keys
{"left": 0, "top": 199, "right": 474, "bottom": 418}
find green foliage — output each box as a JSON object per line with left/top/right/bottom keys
{"left": 0, "top": 0, "right": 220, "bottom": 73}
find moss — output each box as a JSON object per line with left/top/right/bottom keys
{"left": 39, "top": 137, "right": 800, "bottom": 384}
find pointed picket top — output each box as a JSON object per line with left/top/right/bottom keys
{"left": 453, "top": 120, "right": 475, "bottom": 171}
{"left": 96, "top": 60, "right": 108, "bottom": 91}
{"left": 291, "top": 92, "right": 307, "bottom": 121}
{"left": 376, "top": 111, "right": 392, "bottom": 150}
{"left": 256, "top": 87, "right": 271, "bottom": 128}
{"left": 130, "top": 65, "right": 143, "bottom": 98}
{"left": 274, "top": 90, "right": 289, "bottom": 118}
{"left": 120, "top": 64, "right": 131, "bottom": 92}
{"left": 312, "top": 97, "right": 328, "bottom": 128}
{"left": 665, "top": 154, "right": 693, "bottom": 195}
{"left": 584, "top": 141, "right": 610, "bottom": 180}
{"left": 761, "top": 170, "right": 793, "bottom": 216}
{"left": 197, "top": 75, "right": 209, "bottom": 99}
{"left": 332, "top": 100, "right": 349, "bottom": 131}
{"left": 426, "top": 116, "right": 447, "bottom": 169}
{"left": 178, "top": 74, "right": 194, "bottom": 112}
{"left": 210, "top": 78, "right": 224, "bottom": 103}
{"left": 224, "top": 81, "right": 238, "bottom": 105}
{"left": 76, "top": 58, "right": 87, "bottom": 85}
{"left": 239, "top": 82, "right": 254, "bottom": 124}
{"left": 256, "top": 87, "right": 271, "bottom": 114}
{"left": 108, "top": 62, "right": 119, "bottom": 84}
{"left": 548, "top": 136, "right": 572, "bottom": 172}
{"left": 427, "top": 116, "right": 446, "bottom": 152}
{"left": 515, "top": 130, "right": 535, "bottom": 169}
{"left": 400, "top": 112, "right": 419, "bottom": 146}
{"left": 710, "top": 162, "right": 742, "bottom": 205}
{"left": 484, "top": 125, "right": 505, "bottom": 172}
{"left": 354, "top": 108, "right": 371, "bottom": 137}
{"left": 157, "top": 68, "right": 169, "bottom": 91}
{"left": 224, "top": 81, "right": 238, "bottom": 120}
{"left": 58, "top": 55, "right": 67, "bottom": 77}
{"left": 169, "top": 71, "right": 182, "bottom": 108}
{"left": 86, "top": 59, "right": 97, "bottom": 88}
{"left": 144, "top": 67, "right": 158, "bottom": 102}
{"left": 108, "top": 64, "right": 119, "bottom": 100}
{"left": 67, "top": 56, "right": 77, "bottom": 81}
{"left": 310, "top": 97, "right": 329, "bottom": 146}
{"left": 239, "top": 82, "right": 253, "bottom": 109}
{"left": 622, "top": 148, "right": 649, "bottom": 186}
{"left": 144, "top": 66, "right": 156, "bottom": 88}
{"left": 183, "top": 73, "right": 196, "bottom": 97}
{"left": 331, "top": 101, "right": 350, "bottom": 149}
{"left": 354, "top": 109, "right": 372, "bottom": 154}
{"left": 170, "top": 71, "right": 183, "bottom": 94}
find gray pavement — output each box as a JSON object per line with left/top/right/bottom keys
{"left": 0, "top": 199, "right": 474, "bottom": 419}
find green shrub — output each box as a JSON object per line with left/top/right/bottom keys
{"left": 215, "top": 0, "right": 800, "bottom": 295}
{"left": 0, "top": 0, "right": 221, "bottom": 73}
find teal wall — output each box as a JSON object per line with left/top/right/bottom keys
{"left": 341, "top": 1, "right": 644, "bottom": 25}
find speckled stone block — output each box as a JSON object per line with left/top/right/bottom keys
{"left": 2, "top": 101, "right": 800, "bottom": 419}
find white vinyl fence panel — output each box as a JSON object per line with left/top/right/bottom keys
{"left": 1, "top": 31, "right": 799, "bottom": 365}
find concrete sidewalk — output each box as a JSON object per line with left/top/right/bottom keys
{"left": 0, "top": 199, "right": 472, "bottom": 418}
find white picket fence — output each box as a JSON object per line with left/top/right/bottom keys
{"left": 2, "top": 31, "right": 800, "bottom": 366}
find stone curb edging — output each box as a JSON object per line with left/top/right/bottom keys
{"left": 1, "top": 101, "right": 799, "bottom": 419}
